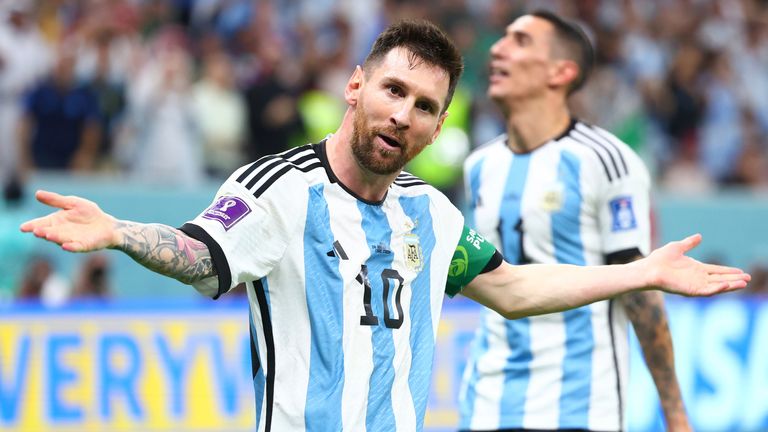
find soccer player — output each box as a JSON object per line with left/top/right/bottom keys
{"left": 459, "top": 11, "right": 690, "bottom": 432}
{"left": 21, "top": 20, "right": 747, "bottom": 432}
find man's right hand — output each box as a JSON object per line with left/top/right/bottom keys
{"left": 20, "top": 190, "right": 120, "bottom": 252}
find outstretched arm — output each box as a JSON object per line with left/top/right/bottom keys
{"left": 19, "top": 190, "right": 216, "bottom": 285}
{"left": 461, "top": 234, "right": 749, "bottom": 320}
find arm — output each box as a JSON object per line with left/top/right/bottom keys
{"left": 622, "top": 289, "right": 690, "bottom": 431}
{"left": 461, "top": 234, "right": 749, "bottom": 320}
{"left": 19, "top": 190, "right": 216, "bottom": 285}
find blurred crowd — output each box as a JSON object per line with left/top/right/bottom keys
{"left": 2, "top": 0, "right": 768, "bottom": 302}
{"left": 1, "top": 0, "right": 767, "bottom": 190}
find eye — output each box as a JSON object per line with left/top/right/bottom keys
{"left": 388, "top": 85, "right": 403, "bottom": 96}
{"left": 416, "top": 101, "right": 434, "bottom": 113}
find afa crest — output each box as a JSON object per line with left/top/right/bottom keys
{"left": 403, "top": 234, "right": 423, "bottom": 271}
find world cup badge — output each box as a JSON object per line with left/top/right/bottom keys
{"left": 404, "top": 234, "right": 423, "bottom": 271}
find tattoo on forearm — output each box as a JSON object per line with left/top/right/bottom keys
{"left": 623, "top": 291, "right": 688, "bottom": 425}
{"left": 112, "top": 221, "right": 215, "bottom": 284}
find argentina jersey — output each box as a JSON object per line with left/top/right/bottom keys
{"left": 181, "top": 141, "right": 464, "bottom": 432}
{"left": 459, "top": 120, "right": 651, "bottom": 431}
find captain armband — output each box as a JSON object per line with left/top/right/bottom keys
{"left": 445, "top": 226, "right": 503, "bottom": 297}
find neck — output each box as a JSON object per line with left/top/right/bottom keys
{"left": 501, "top": 96, "right": 572, "bottom": 153}
{"left": 325, "top": 110, "right": 399, "bottom": 202}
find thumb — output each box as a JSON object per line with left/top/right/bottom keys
{"left": 36, "top": 190, "right": 77, "bottom": 210}
{"left": 679, "top": 233, "right": 702, "bottom": 253}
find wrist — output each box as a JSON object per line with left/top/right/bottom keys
{"left": 626, "top": 258, "right": 655, "bottom": 291}
{"left": 109, "top": 218, "right": 128, "bottom": 249}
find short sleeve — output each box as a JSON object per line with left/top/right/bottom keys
{"left": 597, "top": 152, "right": 651, "bottom": 257}
{"left": 180, "top": 163, "right": 307, "bottom": 298}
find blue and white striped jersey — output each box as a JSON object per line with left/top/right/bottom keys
{"left": 181, "top": 141, "right": 464, "bottom": 432}
{"left": 459, "top": 120, "right": 651, "bottom": 431}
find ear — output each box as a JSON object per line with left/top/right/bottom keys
{"left": 430, "top": 111, "right": 450, "bottom": 144}
{"left": 344, "top": 65, "right": 364, "bottom": 106}
{"left": 549, "top": 59, "right": 579, "bottom": 90}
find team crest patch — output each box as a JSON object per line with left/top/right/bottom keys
{"left": 404, "top": 234, "right": 423, "bottom": 271}
{"left": 609, "top": 196, "right": 637, "bottom": 232}
{"left": 202, "top": 196, "right": 251, "bottom": 230}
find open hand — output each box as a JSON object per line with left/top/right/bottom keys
{"left": 19, "top": 190, "right": 119, "bottom": 252}
{"left": 643, "top": 234, "right": 750, "bottom": 296}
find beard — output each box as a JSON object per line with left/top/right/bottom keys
{"left": 350, "top": 105, "right": 414, "bottom": 175}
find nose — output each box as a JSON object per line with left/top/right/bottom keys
{"left": 490, "top": 39, "right": 504, "bottom": 58}
{"left": 390, "top": 102, "right": 411, "bottom": 130}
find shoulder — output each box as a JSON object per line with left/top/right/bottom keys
{"left": 392, "top": 171, "right": 462, "bottom": 217}
{"left": 229, "top": 144, "right": 327, "bottom": 200}
{"left": 464, "top": 134, "right": 508, "bottom": 170}
{"left": 558, "top": 120, "right": 649, "bottom": 184}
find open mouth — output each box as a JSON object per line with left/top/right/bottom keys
{"left": 378, "top": 134, "right": 402, "bottom": 149}
{"left": 489, "top": 65, "right": 509, "bottom": 78}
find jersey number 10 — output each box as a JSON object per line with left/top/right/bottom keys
{"left": 358, "top": 265, "right": 405, "bottom": 329}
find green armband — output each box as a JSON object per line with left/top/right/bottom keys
{"left": 445, "top": 226, "right": 499, "bottom": 297}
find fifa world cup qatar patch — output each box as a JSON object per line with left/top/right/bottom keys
{"left": 202, "top": 196, "right": 251, "bottom": 230}
{"left": 609, "top": 196, "right": 637, "bottom": 232}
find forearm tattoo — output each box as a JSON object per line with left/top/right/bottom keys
{"left": 112, "top": 221, "right": 215, "bottom": 284}
{"left": 623, "top": 291, "right": 688, "bottom": 424}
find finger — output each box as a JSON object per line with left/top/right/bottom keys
{"left": 679, "top": 233, "right": 702, "bottom": 253}
{"left": 62, "top": 241, "right": 86, "bottom": 253}
{"left": 704, "top": 263, "right": 748, "bottom": 275}
{"left": 709, "top": 272, "right": 752, "bottom": 283}
{"left": 36, "top": 190, "right": 77, "bottom": 210}
{"left": 20, "top": 215, "right": 55, "bottom": 232}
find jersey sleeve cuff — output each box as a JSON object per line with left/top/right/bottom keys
{"left": 179, "top": 222, "right": 232, "bottom": 300}
{"left": 604, "top": 247, "right": 643, "bottom": 265}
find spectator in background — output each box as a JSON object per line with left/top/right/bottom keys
{"left": 116, "top": 26, "right": 204, "bottom": 185}
{"left": 0, "top": 1, "right": 52, "bottom": 180}
{"left": 243, "top": 23, "right": 308, "bottom": 159}
{"left": 16, "top": 256, "right": 70, "bottom": 307}
{"left": 192, "top": 51, "right": 247, "bottom": 178}
{"left": 72, "top": 254, "right": 112, "bottom": 300}
{"left": 18, "top": 46, "right": 101, "bottom": 174}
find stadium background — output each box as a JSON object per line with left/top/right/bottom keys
{"left": 2, "top": 0, "right": 768, "bottom": 431}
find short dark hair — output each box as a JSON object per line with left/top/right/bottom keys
{"left": 529, "top": 10, "right": 594, "bottom": 94}
{"left": 363, "top": 19, "right": 464, "bottom": 112}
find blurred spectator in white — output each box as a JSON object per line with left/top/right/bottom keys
{"left": 660, "top": 139, "right": 716, "bottom": 194}
{"left": 16, "top": 256, "right": 70, "bottom": 307}
{"left": 729, "top": 18, "right": 768, "bottom": 134}
{"left": 0, "top": 0, "right": 52, "bottom": 180}
{"left": 0, "top": 175, "right": 37, "bottom": 304}
{"left": 698, "top": 50, "right": 744, "bottom": 183}
{"left": 18, "top": 44, "right": 101, "bottom": 174}
{"left": 192, "top": 51, "right": 247, "bottom": 178}
{"left": 116, "top": 26, "right": 204, "bottom": 185}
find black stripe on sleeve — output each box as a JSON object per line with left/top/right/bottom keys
{"left": 590, "top": 126, "right": 630, "bottom": 176}
{"left": 253, "top": 280, "right": 275, "bottom": 432}
{"left": 236, "top": 155, "right": 278, "bottom": 184}
{"left": 178, "top": 222, "right": 232, "bottom": 300}
{"left": 574, "top": 126, "right": 622, "bottom": 178}
{"left": 245, "top": 158, "right": 285, "bottom": 189}
{"left": 297, "top": 162, "right": 323, "bottom": 173}
{"left": 254, "top": 164, "right": 294, "bottom": 198}
{"left": 569, "top": 132, "right": 613, "bottom": 182}
{"left": 604, "top": 247, "right": 643, "bottom": 265}
{"left": 394, "top": 180, "right": 428, "bottom": 188}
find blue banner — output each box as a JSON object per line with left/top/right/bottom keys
{"left": 1, "top": 297, "right": 766, "bottom": 431}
